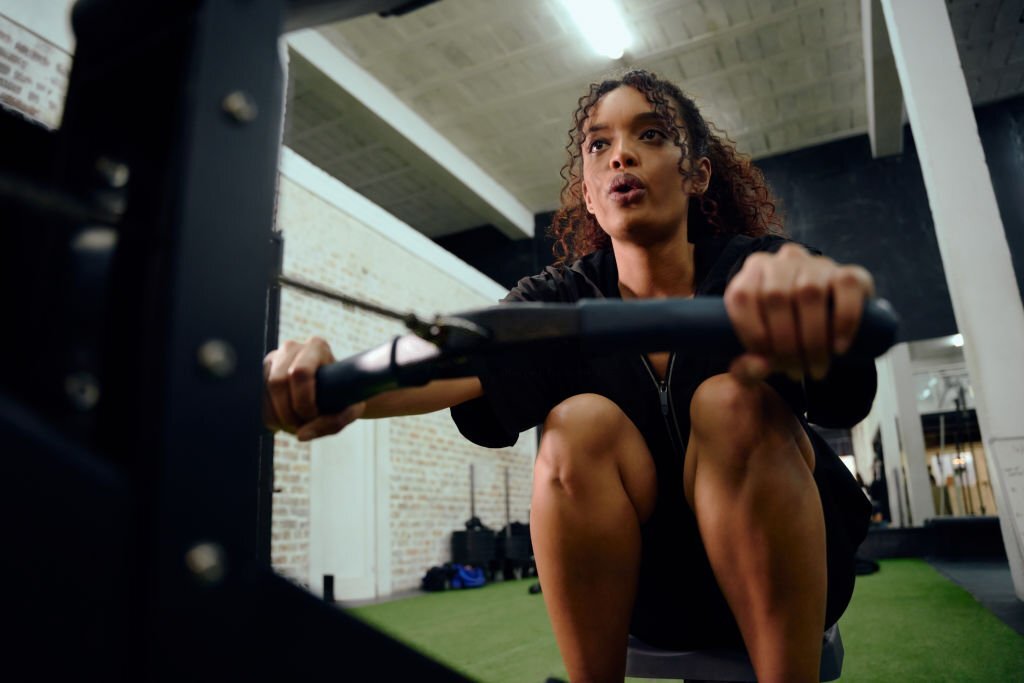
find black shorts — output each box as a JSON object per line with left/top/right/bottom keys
{"left": 629, "top": 420, "right": 867, "bottom": 650}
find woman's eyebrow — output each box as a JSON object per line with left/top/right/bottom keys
{"left": 585, "top": 111, "right": 665, "bottom": 137}
{"left": 632, "top": 112, "right": 664, "bottom": 126}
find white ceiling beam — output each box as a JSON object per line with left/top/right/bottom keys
{"left": 861, "top": 0, "right": 904, "bottom": 157}
{"left": 286, "top": 29, "right": 534, "bottom": 239}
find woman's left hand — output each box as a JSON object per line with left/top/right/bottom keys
{"left": 724, "top": 243, "right": 875, "bottom": 384}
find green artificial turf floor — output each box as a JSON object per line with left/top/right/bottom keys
{"left": 347, "top": 559, "right": 1024, "bottom": 682}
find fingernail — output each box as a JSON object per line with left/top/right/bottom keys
{"left": 296, "top": 428, "right": 312, "bottom": 441}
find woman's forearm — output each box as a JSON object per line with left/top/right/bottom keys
{"left": 361, "top": 377, "right": 484, "bottom": 419}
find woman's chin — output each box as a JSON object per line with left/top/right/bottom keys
{"left": 606, "top": 218, "right": 685, "bottom": 246}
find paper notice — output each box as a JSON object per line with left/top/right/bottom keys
{"left": 992, "top": 437, "right": 1024, "bottom": 567}
{"left": 0, "top": 15, "right": 71, "bottom": 129}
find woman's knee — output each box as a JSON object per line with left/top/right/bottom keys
{"left": 689, "top": 375, "right": 811, "bottom": 469}
{"left": 537, "top": 394, "right": 656, "bottom": 517}
{"left": 539, "top": 394, "right": 632, "bottom": 477}
{"left": 691, "top": 375, "right": 767, "bottom": 442}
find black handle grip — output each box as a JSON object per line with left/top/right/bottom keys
{"left": 844, "top": 298, "right": 900, "bottom": 359}
{"left": 315, "top": 336, "right": 440, "bottom": 414}
{"left": 315, "top": 351, "right": 399, "bottom": 415}
{"left": 579, "top": 297, "right": 899, "bottom": 359}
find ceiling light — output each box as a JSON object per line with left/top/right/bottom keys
{"left": 562, "top": 0, "right": 632, "bottom": 60}
{"left": 951, "top": 334, "right": 964, "bottom": 347}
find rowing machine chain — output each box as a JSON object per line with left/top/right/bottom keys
{"left": 277, "top": 274, "right": 487, "bottom": 346}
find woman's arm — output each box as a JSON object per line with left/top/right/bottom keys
{"left": 362, "top": 377, "right": 483, "bottom": 419}
{"left": 263, "top": 336, "right": 482, "bottom": 441}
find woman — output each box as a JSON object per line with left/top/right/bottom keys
{"left": 264, "top": 69, "right": 876, "bottom": 683}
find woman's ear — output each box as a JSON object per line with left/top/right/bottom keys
{"left": 692, "top": 156, "right": 712, "bottom": 195}
{"left": 582, "top": 180, "right": 595, "bottom": 214}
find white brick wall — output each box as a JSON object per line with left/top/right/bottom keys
{"left": 271, "top": 149, "right": 536, "bottom": 593}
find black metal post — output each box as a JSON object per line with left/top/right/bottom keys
{"left": 6, "top": 1, "right": 471, "bottom": 679}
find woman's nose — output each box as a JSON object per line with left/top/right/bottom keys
{"left": 610, "top": 141, "right": 638, "bottom": 169}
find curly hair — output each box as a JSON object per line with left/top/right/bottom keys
{"left": 550, "top": 69, "right": 784, "bottom": 264}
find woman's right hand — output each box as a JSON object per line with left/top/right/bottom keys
{"left": 263, "top": 336, "right": 365, "bottom": 441}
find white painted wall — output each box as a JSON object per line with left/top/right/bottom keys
{"left": 0, "top": 1, "right": 75, "bottom": 52}
{"left": 273, "top": 148, "right": 537, "bottom": 595}
{"left": 0, "top": 2, "right": 75, "bottom": 128}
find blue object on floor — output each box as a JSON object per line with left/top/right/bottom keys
{"left": 625, "top": 623, "right": 844, "bottom": 682}
{"left": 449, "top": 564, "right": 485, "bottom": 589}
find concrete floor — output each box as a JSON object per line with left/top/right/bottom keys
{"left": 929, "top": 559, "right": 1024, "bottom": 636}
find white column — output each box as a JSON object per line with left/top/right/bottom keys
{"left": 851, "top": 414, "right": 877, "bottom": 492}
{"left": 882, "top": 0, "right": 1024, "bottom": 599}
{"left": 374, "top": 420, "right": 393, "bottom": 598}
{"left": 890, "top": 344, "right": 936, "bottom": 525}
{"left": 875, "top": 353, "right": 907, "bottom": 527}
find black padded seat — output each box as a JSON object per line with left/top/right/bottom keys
{"left": 625, "top": 623, "right": 844, "bottom": 682}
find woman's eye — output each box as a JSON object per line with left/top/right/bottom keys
{"left": 641, "top": 129, "right": 666, "bottom": 141}
{"left": 588, "top": 139, "right": 607, "bottom": 152}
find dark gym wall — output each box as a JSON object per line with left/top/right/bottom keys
{"left": 434, "top": 214, "right": 555, "bottom": 292}
{"left": 757, "top": 130, "right": 956, "bottom": 343}
{"left": 757, "top": 93, "right": 1024, "bottom": 344}
{"left": 977, "top": 95, "right": 1024, "bottom": 301}
{"left": 434, "top": 225, "right": 537, "bottom": 293}
{"left": 437, "top": 95, "right": 1024, "bottom": 336}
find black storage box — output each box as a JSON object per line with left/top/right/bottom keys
{"left": 451, "top": 530, "right": 496, "bottom": 566}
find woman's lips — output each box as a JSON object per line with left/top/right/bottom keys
{"left": 610, "top": 187, "right": 647, "bottom": 205}
{"left": 608, "top": 173, "right": 647, "bottom": 205}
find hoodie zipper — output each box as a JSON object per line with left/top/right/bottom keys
{"left": 641, "top": 353, "right": 687, "bottom": 457}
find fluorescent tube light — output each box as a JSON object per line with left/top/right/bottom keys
{"left": 562, "top": 0, "right": 632, "bottom": 60}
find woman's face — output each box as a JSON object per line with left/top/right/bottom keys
{"left": 581, "top": 86, "right": 709, "bottom": 245}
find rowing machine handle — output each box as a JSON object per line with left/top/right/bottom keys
{"left": 577, "top": 297, "right": 900, "bottom": 359}
{"left": 315, "top": 336, "right": 439, "bottom": 414}
{"left": 314, "top": 298, "right": 899, "bottom": 414}
{"left": 837, "top": 298, "right": 899, "bottom": 359}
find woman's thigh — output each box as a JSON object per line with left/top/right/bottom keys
{"left": 632, "top": 472, "right": 857, "bottom": 649}
{"left": 630, "top": 377, "right": 858, "bottom": 649}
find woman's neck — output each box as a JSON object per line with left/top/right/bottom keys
{"left": 612, "top": 230, "right": 696, "bottom": 300}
